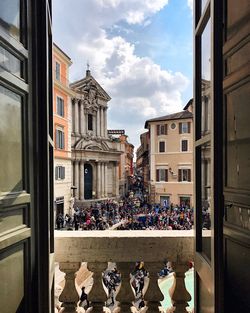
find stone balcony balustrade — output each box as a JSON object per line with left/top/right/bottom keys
{"left": 55, "top": 230, "right": 194, "bottom": 313}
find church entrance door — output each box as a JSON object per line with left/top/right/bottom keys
{"left": 84, "top": 164, "right": 93, "bottom": 199}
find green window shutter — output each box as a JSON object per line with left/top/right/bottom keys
{"left": 156, "top": 169, "right": 159, "bottom": 182}
{"left": 179, "top": 122, "right": 182, "bottom": 134}
{"left": 56, "top": 130, "right": 59, "bottom": 149}
{"left": 62, "top": 167, "right": 65, "bottom": 179}
{"left": 62, "top": 132, "right": 65, "bottom": 149}
{"left": 165, "top": 124, "right": 168, "bottom": 135}
{"left": 165, "top": 169, "right": 168, "bottom": 182}
{"left": 178, "top": 169, "right": 182, "bottom": 182}
{"left": 157, "top": 125, "right": 160, "bottom": 135}
{"left": 55, "top": 166, "right": 58, "bottom": 180}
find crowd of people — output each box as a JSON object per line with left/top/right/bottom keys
{"left": 55, "top": 195, "right": 196, "bottom": 231}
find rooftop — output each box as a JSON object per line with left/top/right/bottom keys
{"left": 145, "top": 110, "right": 193, "bottom": 128}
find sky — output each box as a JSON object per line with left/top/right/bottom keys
{"left": 53, "top": 0, "right": 193, "bottom": 149}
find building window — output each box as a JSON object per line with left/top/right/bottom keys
{"left": 88, "top": 114, "right": 93, "bottom": 131}
{"left": 156, "top": 169, "right": 168, "bottom": 182}
{"left": 179, "top": 122, "right": 191, "bottom": 134}
{"left": 157, "top": 124, "right": 168, "bottom": 135}
{"left": 56, "top": 128, "right": 65, "bottom": 149}
{"left": 159, "top": 141, "right": 165, "bottom": 153}
{"left": 56, "top": 96, "right": 64, "bottom": 117}
{"left": 181, "top": 139, "right": 188, "bottom": 151}
{"left": 55, "top": 166, "right": 65, "bottom": 180}
{"left": 178, "top": 169, "right": 191, "bottom": 182}
{"left": 55, "top": 61, "right": 61, "bottom": 81}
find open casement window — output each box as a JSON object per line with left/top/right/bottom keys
{"left": 55, "top": 166, "right": 65, "bottom": 180}
{"left": 0, "top": 1, "right": 54, "bottom": 312}
{"left": 179, "top": 122, "right": 191, "bottom": 134}
{"left": 194, "top": 0, "right": 225, "bottom": 312}
{"left": 56, "top": 96, "right": 64, "bottom": 117}
{"left": 156, "top": 169, "right": 168, "bottom": 182}
{"left": 178, "top": 169, "right": 191, "bottom": 182}
{"left": 156, "top": 124, "right": 168, "bottom": 135}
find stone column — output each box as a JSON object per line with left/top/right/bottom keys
{"left": 112, "top": 162, "right": 117, "bottom": 197}
{"left": 75, "top": 99, "right": 79, "bottom": 134}
{"left": 79, "top": 161, "right": 84, "bottom": 200}
{"left": 100, "top": 107, "right": 104, "bottom": 137}
{"left": 101, "top": 162, "right": 105, "bottom": 198}
{"left": 93, "top": 113, "right": 97, "bottom": 136}
{"left": 97, "top": 108, "right": 100, "bottom": 136}
{"left": 97, "top": 162, "right": 101, "bottom": 199}
{"left": 74, "top": 160, "right": 79, "bottom": 200}
{"left": 116, "top": 162, "right": 119, "bottom": 196}
{"left": 72, "top": 100, "right": 75, "bottom": 132}
{"left": 116, "top": 262, "right": 134, "bottom": 313}
{"left": 59, "top": 262, "right": 81, "bottom": 313}
{"left": 144, "top": 263, "right": 164, "bottom": 312}
{"left": 104, "top": 162, "right": 108, "bottom": 197}
{"left": 87, "top": 262, "right": 107, "bottom": 313}
{"left": 80, "top": 101, "right": 85, "bottom": 135}
{"left": 170, "top": 262, "right": 191, "bottom": 313}
{"left": 103, "top": 107, "right": 107, "bottom": 138}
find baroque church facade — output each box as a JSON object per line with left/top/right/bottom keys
{"left": 70, "top": 69, "right": 121, "bottom": 204}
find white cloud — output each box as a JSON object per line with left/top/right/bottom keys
{"left": 187, "top": 0, "right": 193, "bottom": 12}
{"left": 53, "top": 0, "right": 190, "bottom": 147}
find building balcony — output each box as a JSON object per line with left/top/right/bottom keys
{"left": 55, "top": 230, "right": 194, "bottom": 313}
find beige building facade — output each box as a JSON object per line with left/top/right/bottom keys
{"left": 70, "top": 69, "right": 121, "bottom": 205}
{"left": 145, "top": 102, "right": 193, "bottom": 206}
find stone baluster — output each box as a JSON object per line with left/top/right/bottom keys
{"left": 59, "top": 262, "right": 81, "bottom": 313}
{"left": 87, "top": 262, "right": 107, "bottom": 313}
{"left": 144, "top": 263, "right": 164, "bottom": 312}
{"left": 116, "top": 262, "right": 134, "bottom": 313}
{"left": 170, "top": 262, "right": 191, "bottom": 313}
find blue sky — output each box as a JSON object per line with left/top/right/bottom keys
{"left": 53, "top": 0, "right": 193, "bottom": 148}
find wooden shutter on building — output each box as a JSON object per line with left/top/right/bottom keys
{"left": 156, "top": 169, "right": 159, "bottom": 182}
{"left": 157, "top": 125, "right": 160, "bottom": 135}
{"left": 56, "top": 129, "right": 59, "bottom": 148}
{"left": 188, "top": 122, "right": 191, "bottom": 133}
{"left": 179, "top": 122, "right": 182, "bottom": 134}
{"left": 62, "top": 131, "right": 65, "bottom": 149}
{"left": 165, "top": 124, "right": 168, "bottom": 135}
{"left": 55, "top": 167, "right": 58, "bottom": 180}
{"left": 62, "top": 166, "right": 65, "bottom": 179}
{"left": 188, "top": 169, "right": 191, "bottom": 182}
{"left": 178, "top": 169, "right": 182, "bottom": 181}
{"left": 165, "top": 169, "right": 168, "bottom": 182}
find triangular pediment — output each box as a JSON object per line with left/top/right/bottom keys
{"left": 70, "top": 74, "right": 111, "bottom": 101}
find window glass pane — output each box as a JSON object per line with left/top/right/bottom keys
{"left": 0, "top": 0, "right": 20, "bottom": 40}
{"left": 201, "top": 0, "right": 208, "bottom": 12}
{"left": 201, "top": 142, "right": 211, "bottom": 260}
{"left": 0, "top": 45, "right": 21, "bottom": 77}
{"left": 201, "top": 20, "right": 211, "bottom": 137}
{"left": 0, "top": 85, "right": 22, "bottom": 192}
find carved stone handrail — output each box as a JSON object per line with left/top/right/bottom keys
{"left": 55, "top": 230, "right": 194, "bottom": 313}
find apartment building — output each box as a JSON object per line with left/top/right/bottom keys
{"left": 53, "top": 43, "right": 73, "bottom": 216}
{"left": 145, "top": 101, "right": 193, "bottom": 206}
